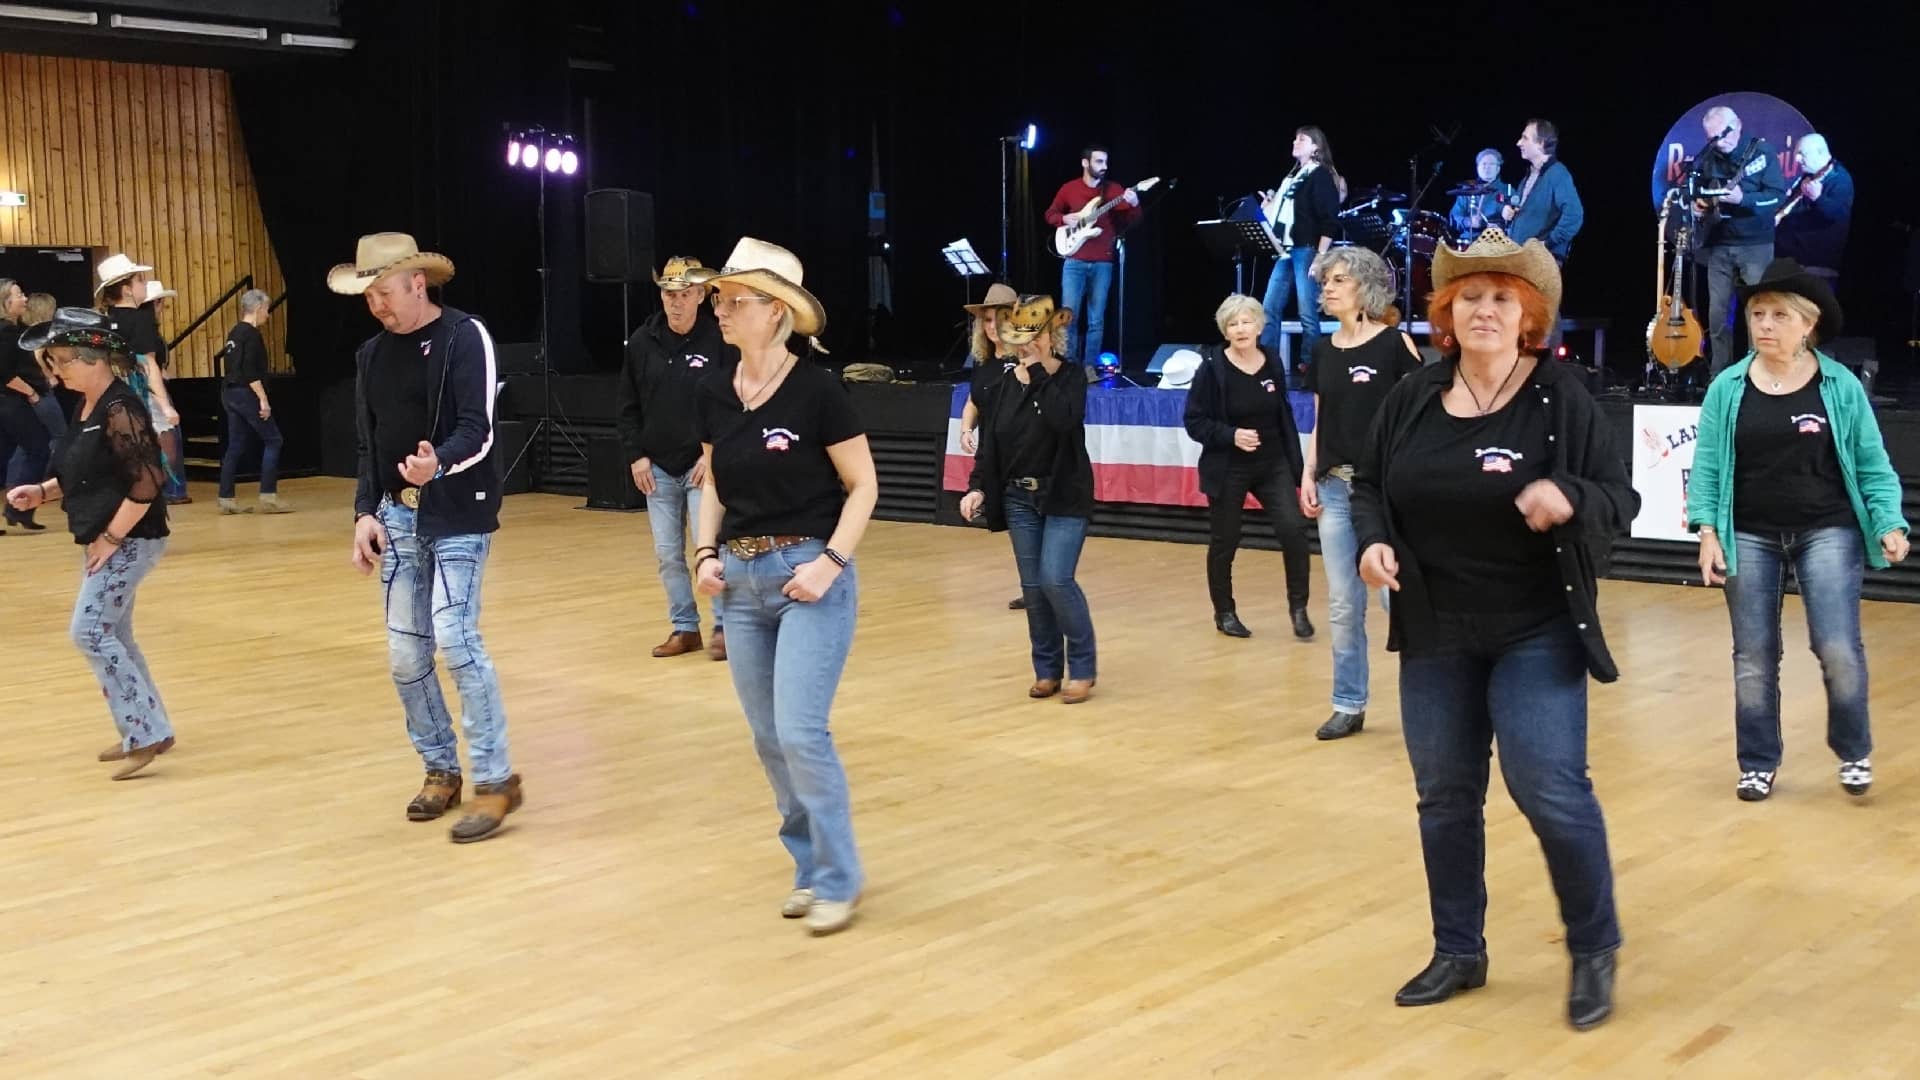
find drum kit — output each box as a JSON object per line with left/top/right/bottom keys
{"left": 1333, "top": 182, "right": 1492, "bottom": 317}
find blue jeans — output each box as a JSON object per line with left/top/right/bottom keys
{"left": 720, "top": 538, "right": 863, "bottom": 902}
{"left": 1003, "top": 487, "right": 1097, "bottom": 681}
{"left": 218, "top": 385, "right": 284, "bottom": 497}
{"left": 70, "top": 536, "right": 173, "bottom": 752}
{"left": 1723, "top": 527, "right": 1870, "bottom": 771}
{"left": 1316, "top": 474, "right": 1377, "bottom": 714}
{"left": 378, "top": 501, "right": 512, "bottom": 784}
{"left": 1060, "top": 258, "right": 1114, "bottom": 364}
{"left": 1260, "top": 247, "right": 1322, "bottom": 382}
{"left": 647, "top": 463, "right": 718, "bottom": 633}
{"left": 1399, "top": 615, "right": 1621, "bottom": 958}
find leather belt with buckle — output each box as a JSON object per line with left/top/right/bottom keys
{"left": 1008, "top": 477, "right": 1043, "bottom": 491}
{"left": 398, "top": 487, "right": 422, "bottom": 509}
{"left": 1327, "top": 465, "right": 1355, "bottom": 482}
{"left": 725, "top": 534, "right": 814, "bottom": 559}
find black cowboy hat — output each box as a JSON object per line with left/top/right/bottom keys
{"left": 1735, "top": 258, "right": 1843, "bottom": 338}
{"left": 19, "top": 306, "right": 128, "bottom": 353}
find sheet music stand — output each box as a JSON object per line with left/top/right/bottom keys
{"left": 1195, "top": 210, "right": 1278, "bottom": 296}
{"left": 942, "top": 239, "right": 993, "bottom": 369}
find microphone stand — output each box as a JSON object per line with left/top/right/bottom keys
{"left": 1405, "top": 133, "right": 1450, "bottom": 318}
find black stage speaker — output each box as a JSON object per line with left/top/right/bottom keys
{"left": 584, "top": 189, "right": 656, "bottom": 284}
{"left": 494, "top": 341, "right": 542, "bottom": 375}
{"left": 494, "top": 420, "right": 532, "bottom": 495}
{"left": 585, "top": 436, "right": 644, "bottom": 510}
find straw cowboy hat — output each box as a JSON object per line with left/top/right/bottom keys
{"left": 143, "top": 280, "right": 177, "bottom": 303}
{"left": 962, "top": 282, "right": 1019, "bottom": 317}
{"left": 1736, "top": 257, "right": 1843, "bottom": 338}
{"left": 326, "top": 232, "right": 456, "bottom": 295}
{"left": 998, "top": 294, "right": 1074, "bottom": 346}
{"left": 93, "top": 253, "right": 153, "bottom": 297}
{"left": 653, "top": 256, "right": 706, "bottom": 292}
{"left": 1432, "top": 227, "right": 1562, "bottom": 317}
{"left": 20, "top": 306, "right": 128, "bottom": 354}
{"left": 685, "top": 237, "right": 827, "bottom": 339}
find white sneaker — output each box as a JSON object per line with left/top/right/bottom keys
{"left": 806, "top": 895, "right": 860, "bottom": 936}
{"left": 781, "top": 888, "right": 813, "bottom": 919}
{"left": 1840, "top": 759, "right": 1872, "bottom": 796}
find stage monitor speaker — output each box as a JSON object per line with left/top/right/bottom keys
{"left": 584, "top": 436, "right": 644, "bottom": 510}
{"left": 494, "top": 420, "right": 532, "bottom": 495}
{"left": 495, "top": 341, "right": 542, "bottom": 375}
{"left": 584, "top": 189, "right": 656, "bottom": 284}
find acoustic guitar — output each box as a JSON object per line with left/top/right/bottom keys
{"left": 1052, "top": 177, "right": 1160, "bottom": 258}
{"left": 1648, "top": 190, "right": 1703, "bottom": 370}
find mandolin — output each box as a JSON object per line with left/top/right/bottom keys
{"left": 1648, "top": 189, "right": 1704, "bottom": 370}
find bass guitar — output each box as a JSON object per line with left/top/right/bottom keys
{"left": 1052, "top": 177, "right": 1160, "bottom": 258}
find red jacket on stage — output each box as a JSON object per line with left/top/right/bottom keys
{"left": 1045, "top": 178, "right": 1138, "bottom": 263}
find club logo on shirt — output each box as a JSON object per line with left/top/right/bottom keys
{"left": 1349, "top": 365, "right": 1378, "bottom": 383}
{"left": 420, "top": 340, "right": 432, "bottom": 356}
{"left": 1792, "top": 413, "right": 1829, "bottom": 435}
{"left": 686, "top": 352, "right": 711, "bottom": 369}
{"left": 1261, "top": 378, "right": 1277, "bottom": 394}
{"left": 1001, "top": 361, "right": 1017, "bottom": 375}
{"left": 1476, "top": 446, "right": 1524, "bottom": 473}
{"left": 763, "top": 426, "right": 798, "bottom": 452}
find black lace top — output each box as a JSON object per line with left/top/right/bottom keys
{"left": 50, "top": 378, "right": 170, "bottom": 544}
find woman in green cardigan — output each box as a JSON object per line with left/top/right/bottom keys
{"left": 1686, "top": 259, "right": 1909, "bottom": 802}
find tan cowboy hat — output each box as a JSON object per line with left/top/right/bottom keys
{"left": 653, "top": 255, "right": 706, "bottom": 292}
{"left": 685, "top": 237, "right": 826, "bottom": 339}
{"left": 93, "top": 253, "right": 153, "bottom": 297}
{"left": 1432, "top": 227, "right": 1562, "bottom": 316}
{"left": 962, "top": 282, "right": 1019, "bottom": 317}
{"left": 326, "top": 232, "right": 456, "bottom": 295}
{"left": 998, "top": 294, "right": 1074, "bottom": 346}
{"left": 143, "top": 280, "right": 177, "bottom": 303}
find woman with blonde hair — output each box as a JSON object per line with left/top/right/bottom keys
{"left": 1687, "top": 259, "right": 1908, "bottom": 802}
{"left": 957, "top": 282, "right": 1027, "bottom": 611}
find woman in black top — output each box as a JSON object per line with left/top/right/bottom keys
{"left": 1351, "top": 232, "right": 1636, "bottom": 1031}
{"left": 1, "top": 277, "right": 54, "bottom": 533}
{"left": 956, "top": 282, "right": 1027, "bottom": 612}
{"left": 1258, "top": 126, "right": 1345, "bottom": 380}
{"left": 1183, "top": 293, "right": 1313, "bottom": 640}
{"left": 217, "top": 289, "right": 291, "bottom": 514}
{"left": 960, "top": 295, "right": 1099, "bottom": 705}
{"left": 689, "top": 238, "right": 878, "bottom": 937}
{"left": 6, "top": 308, "right": 175, "bottom": 779}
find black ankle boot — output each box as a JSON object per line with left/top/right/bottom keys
{"left": 1215, "top": 611, "right": 1251, "bottom": 638}
{"left": 1568, "top": 950, "right": 1616, "bottom": 1030}
{"left": 1394, "top": 952, "right": 1488, "bottom": 1006}
{"left": 1315, "top": 710, "right": 1365, "bottom": 740}
{"left": 1291, "top": 607, "right": 1315, "bottom": 640}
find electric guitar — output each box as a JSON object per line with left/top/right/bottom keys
{"left": 1052, "top": 177, "right": 1160, "bottom": 258}
{"left": 1775, "top": 160, "right": 1835, "bottom": 225}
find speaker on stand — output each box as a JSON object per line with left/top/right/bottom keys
{"left": 586, "top": 188, "right": 657, "bottom": 340}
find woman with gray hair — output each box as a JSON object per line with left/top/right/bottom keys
{"left": 217, "top": 288, "right": 290, "bottom": 513}
{"left": 1183, "top": 293, "right": 1314, "bottom": 639}
{"left": 1299, "top": 245, "right": 1423, "bottom": 739}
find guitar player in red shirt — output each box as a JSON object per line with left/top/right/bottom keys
{"left": 1045, "top": 144, "right": 1140, "bottom": 367}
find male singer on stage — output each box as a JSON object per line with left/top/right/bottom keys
{"left": 1774, "top": 134, "right": 1852, "bottom": 286}
{"left": 1693, "top": 105, "right": 1786, "bottom": 375}
{"left": 1045, "top": 145, "right": 1140, "bottom": 367}
{"left": 1501, "top": 120, "right": 1583, "bottom": 263}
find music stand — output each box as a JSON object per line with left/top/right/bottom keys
{"left": 942, "top": 239, "right": 992, "bottom": 369}
{"left": 1195, "top": 210, "right": 1277, "bottom": 296}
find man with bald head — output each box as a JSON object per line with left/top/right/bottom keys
{"left": 1775, "top": 133, "right": 1853, "bottom": 285}
{"left": 1694, "top": 105, "right": 1786, "bottom": 374}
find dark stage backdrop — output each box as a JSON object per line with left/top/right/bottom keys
{"left": 230, "top": 1, "right": 1920, "bottom": 384}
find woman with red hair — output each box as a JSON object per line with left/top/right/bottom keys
{"left": 1351, "top": 230, "right": 1637, "bottom": 1030}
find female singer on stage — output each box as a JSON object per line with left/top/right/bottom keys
{"left": 1258, "top": 126, "right": 1345, "bottom": 379}
{"left": 959, "top": 295, "right": 1098, "bottom": 704}
{"left": 1183, "top": 293, "right": 1314, "bottom": 640}
{"left": 5, "top": 309, "right": 174, "bottom": 779}
{"left": 689, "top": 238, "right": 877, "bottom": 936}
{"left": 1352, "top": 231, "right": 1635, "bottom": 1030}
{"left": 1301, "top": 247, "right": 1423, "bottom": 738}
{"left": 1687, "top": 259, "right": 1908, "bottom": 802}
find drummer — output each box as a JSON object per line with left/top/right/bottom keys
{"left": 1447, "top": 149, "right": 1513, "bottom": 243}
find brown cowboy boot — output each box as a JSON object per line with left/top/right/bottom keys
{"left": 449, "top": 773, "right": 523, "bottom": 843}
{"left": 652, "top": 630, "right": 702, "bottom": 658}
{"left": 407, "top": 769, "right": 464, "bottom": 821}
{"left": 707, "top": 628, "right": 727, "bottom": 661}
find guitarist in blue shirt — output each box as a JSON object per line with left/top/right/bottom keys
{"left": 1045, "top": 145, "right": 1140, "bottom": 367}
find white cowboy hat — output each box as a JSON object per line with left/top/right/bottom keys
{"left": 94, "top": 253, "right": 153, "bottom": 297}
{"left": 1431, "top": 227, "right": 1562, "bottom": 317}
{"left": 143, "top": 280, "right": 177, "bottom": 303}
{"left": 685, "top": 237, "right": 827, "bottom": 340}
{"left": 1156, "top": 348, "right": 1203, "bottom": 389}
{"left": 326, "top": 232, "right": 456, "bottom": 296}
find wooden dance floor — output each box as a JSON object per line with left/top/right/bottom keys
{"left": 8, "top": 477, "right": 1920, "bottom": 1077}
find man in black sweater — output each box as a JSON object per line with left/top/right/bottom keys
{"left": 333, "top": 232, "right": 522, "bottom": 844}
{"left": 616, "top": 256, "right": 730, "bottom": 661}
{"left": 1774, "top": 133, "right": 1852, "bottom": 285}
{"left": 1695, "top": 106, "right": 1786, "bottom": 375}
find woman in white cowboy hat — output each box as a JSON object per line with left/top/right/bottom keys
{"left": 1687, "top": 258, "right": 1908, "bottom": 803}
{"left": 1351, "top": 229, "right": 1636, "bottom": 1030}
{"left": 689, "top": 237, "right": 878, "bottom": 936}
{"left": 95, "top": 254, "right": 187, "bottom": 504}
{"left": 958, "top": 294, "right": 1100, "bottom": 705}
{"left": 7, "top": 308, "right": 176, "bottom": 779}
{"left": 141, "top": 279, "right": 189, "bottom": 502}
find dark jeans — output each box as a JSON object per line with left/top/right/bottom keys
{"left": 1399, "top": 613, "right": 1621, "bottom": 958}
{"left": 1723, "top": 527, "right": 1870, "bottom": 772}
{"left": 1205, "top": 458, "right": 1311, "bottom": 614}
{"left": 1002, "top": 485, "right": 1097, "bottom": 681}
{"left": 1705, "top": 242, "right": 1773, "bottom": 375}
{"left": 218, "top": 385, "right": 284, "bottom": 497}
{"left": 1, "top": 393, "right": 51, "bottom": 489}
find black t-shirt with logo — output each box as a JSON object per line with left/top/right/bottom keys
{"left": 1387, "top": 389, "right": 1561, "bottom": 614}
{"left": 1310, "top": 327, "right": 1422, "bottom": 476}
{"left": 696, "top": 360, "right": 864, "bottom": 543}
{"left": 1224, "top": 360, "right": 1285, "bottom": 467}
{"left": 365, "top": 319, "right": 436, "bottom": 498}
{"left": 1733, "top": 373, "right": 1853, "bottom": 534}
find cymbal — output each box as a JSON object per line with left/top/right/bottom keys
{"left": 1446, "top": 183, "right": 1495, "bottom": 197}
{"left": 1357, "top": 186, "right": 1408, "bottom": 205}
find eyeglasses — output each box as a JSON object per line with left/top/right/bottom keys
{"left": 711, "top": 293, "right": 775, "bottom": 311}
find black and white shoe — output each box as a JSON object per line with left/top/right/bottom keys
{"left": 1839, "top": 759, "right": 1872, "bottom": 796}
{"left": 1736, "top": 770, "right": 1776, "bottom": 801}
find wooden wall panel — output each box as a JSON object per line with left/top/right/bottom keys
{"left": 0, "top": 52, "right": 289, "bottom": 377}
